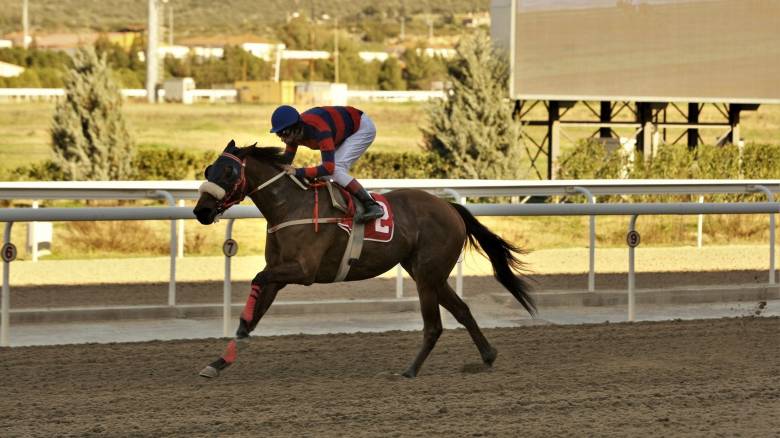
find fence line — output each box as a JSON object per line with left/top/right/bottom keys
{"left": 0, "top": 88, "right": 443, "bottom": 103}
{"left": 2, "top": 198, "right": 779, "bottom": 345}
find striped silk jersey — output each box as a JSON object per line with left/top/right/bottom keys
{"left": 283, "top": 106, "right": 363, "bottom": 179}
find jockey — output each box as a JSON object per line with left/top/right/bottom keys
{"left": 269, "top": 105, "right": 385, "bottom": 223}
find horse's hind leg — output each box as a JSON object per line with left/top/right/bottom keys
{"left": 199, "top": 280, "right": 284, "bottom": 378}
{"left": 401, "top": 278, "right": 443, "bottom": 378}
{"left": 436, "top": 282, "right": 497, "bottom": 366}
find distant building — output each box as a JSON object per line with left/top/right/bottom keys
{"left": 281, "top": 50, "right": 330, "bottom": 60}
{"left": 241, "top": 42, "right": 285, "bottom": 61}
{"left": 0, "top": 61, "right": 24, "bottom": 77}
{"left": 158, "top": 45, "right": 191, "bottom": 59}
{"left": 462, "top": 12, "right": 491, "bottom": 27}
{"left": 358, "top": 51, "right": 390, "bottom": 62}
{"left": 0, "top": 39, "right": 12, "bottom": 48}
{"left": 418, "top": 47, "right": 457, "bottom": 59}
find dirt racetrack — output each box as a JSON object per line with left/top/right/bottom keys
{"left": 1, "top": 317, "right": 778, "bottom": 436}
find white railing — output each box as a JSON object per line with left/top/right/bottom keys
{"left": 0, "top": 88, "right": 441, "bottom": 103}
{"left": 2, "top": 179, "right": 780, "bottom": 345}
{"left": 3, "top": 179, "right": 780, "bottom": 200}
{"left": 346, "top": 90, "right": 445, "bottom": 102}
{"left": 2, "top": 199, "right": 779, "bottom": 346}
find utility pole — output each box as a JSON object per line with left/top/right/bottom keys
{"left": 427, "top": 15, "right": 434, "bottom": 42}
{"left": 22, "top": 0, "right": 29, "bottom": 49}
{"left": 146, "top": 0, "right": 159, "bottom": 103}
{"left": 334, "top": 17, "right": 339, "bottom": 83}
{"left": 168, "top": 3, "right": 174, "bottom": 46}
{"left": 400, "top": 16, "right": 405, "bottom": 41}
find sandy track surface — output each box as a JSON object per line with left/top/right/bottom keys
{"left": 0, "top": 317, "right": 777, "bottom": 436}
{"left": 8, "top": 270, "right": 772, "bottom": 308}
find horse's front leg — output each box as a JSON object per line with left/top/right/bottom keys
{"left": 199, "top": 262, "right": 313, "bottom": 378}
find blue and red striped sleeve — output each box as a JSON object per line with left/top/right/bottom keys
{"left": 296, "top": 113, "right": 336, "bottom": 178}
{"left": 282, "top": 143, "right": 298, "bottom": 164}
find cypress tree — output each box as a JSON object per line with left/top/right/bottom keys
{"left": 422, "top": 31, "right": 525, "bottom": 179}
{"left": 51, "top": 47, "right": 134, "bottom": 180}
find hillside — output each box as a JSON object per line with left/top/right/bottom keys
{"left": 0, "top": 0, "right": 488, "bottom": 37}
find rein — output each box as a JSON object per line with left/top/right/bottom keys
{"left": 212, "top": 152, "right": 346, "bottom": 233}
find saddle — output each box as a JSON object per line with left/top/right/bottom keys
{"left": 266, "top": 177, "right": 394, "bottom": 282}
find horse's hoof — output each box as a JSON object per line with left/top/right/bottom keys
{"left": 199, "top": 365, "right": 219, "bottom": 378}
{"left": 400, "top": 369, "right": 416, "bottom": 378}
{"left": 483, "top": 347, "right": 498, "bottom": 366}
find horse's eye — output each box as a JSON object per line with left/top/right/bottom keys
{"left": 204, "top": 165, "right": 212, "bottom": 179}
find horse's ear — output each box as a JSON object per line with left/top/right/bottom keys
{"left": 225, "top": 139, "right": 236, "bottom": 150}
{"left": 249, "top": 142, "right": 257, "bottom": 147}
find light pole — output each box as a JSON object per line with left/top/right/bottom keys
{"left": 22, "top": 0, "right": 29, "bottom": 49}
{"left": 146, "top": 0, "right": 159, "bottom": 103}
{"left": 334, "top": 16, "right": 339, "bottom": 83}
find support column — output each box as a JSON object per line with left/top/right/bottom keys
{"left": 688, "top": 102, "right": 699, "bottom": 149}
{"left": 636, "top": 103, "right": 653, "bottom": 160}
{"left": 599, "top": 101, "right": 611, "bottom": 139}
{"left": 728, "top": 104, "right": 741, "bottom": 145}
{"left": 548, "top": 100, "right": 560, "bottom": 180}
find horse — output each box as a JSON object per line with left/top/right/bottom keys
{"left": 193, "top": 140, "right": 536, "bottom": 378}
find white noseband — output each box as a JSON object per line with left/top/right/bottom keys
{"left": 198, "top": 181, "right": 226, "bottom": 200}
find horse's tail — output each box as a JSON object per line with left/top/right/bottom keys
{"left": 450, "top": 203, "right": 536, "bottom": 316}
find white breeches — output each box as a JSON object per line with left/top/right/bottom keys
{"left": 332, "top": 114, "right": 376, "bottom": 187}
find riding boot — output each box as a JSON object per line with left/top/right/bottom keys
{"left": 352, "top": 187, "right": 385, "bottom": 223}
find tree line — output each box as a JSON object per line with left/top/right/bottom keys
{"left": 0, "top": 33, "right": 448, "bottom": 90}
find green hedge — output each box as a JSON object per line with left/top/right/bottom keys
{"left": 6, "top": 147, "right": 217, "bottom": 181}
{"left": 559, "top": 141, "right": 780, "bottom": 202}
{"left": 351, "top": 151, "right": 445, "bottom": 179}
{"left": 5, "top": 148, "right": 443, "bottom": 181}
{"left": 560, "top": 141, "right": 780, "bottom": 180}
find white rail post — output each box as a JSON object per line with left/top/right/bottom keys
{"left": 748, "top": 185, "right": 775, "bottom": 284}
{"left": 177, "top": 199, "right": 185, "bottom": 258}
{"left": 1, "top": 222, "right": 13, "bottom": 347}
{"left": 627, "top": 215, "right": 639, "bottom": 322}
{"left": 697, "top": 195, "right": 704, "bottom": 248}
{"left": 568, "top": 186, "right": 597, "bottom": 292}
{"left": 31, "top": 201, "right": 38, "bottom": 262}
{"left": 223, "top": 219, "right": 236, "bottom": 337}
{"left": 155, "top": 191, "right": 177, "bottom": 305}
{"left": 395, "top": 265, "right": 404, "bottom": 299}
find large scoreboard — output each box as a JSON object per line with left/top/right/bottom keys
{"left": 491, "top": 0, "right": 780, "bottom": 103}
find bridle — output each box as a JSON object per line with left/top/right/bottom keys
{"left": 207, "top": 151, "right": 308, "bottom": 213}
{"left": 214, "top": 152, "right": 248, "bottom": 211}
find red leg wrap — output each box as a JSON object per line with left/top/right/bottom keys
{"left": 241, "top": 284, "right": 261, "bottom": 322}
{"left": 222, "top": 339, "right": 238, "bottom": 364}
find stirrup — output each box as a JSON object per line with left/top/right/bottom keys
{"left": 356, "top": 204, "right": 384, "bottom": 223}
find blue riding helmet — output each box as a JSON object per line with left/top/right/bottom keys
{"left": 270, "top": 105, "right": 301, "bottom": 133}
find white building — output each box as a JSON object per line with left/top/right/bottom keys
{"left": 0, "top": 61, "right": 24, "bottom": 78}
{"left": 191, "top": 46, "right": 224, "bottom": 59}
{"left": 0, "top": 39, "right": 12, "bottom": 48}
{"left": 358, "top": 51, "right": 390, "bottom": 62}
{"left": 281, "top": 50, "right": 330, "bottom": 60}
{"left": 419, "top": 47, "right": 457, "bottom": 59}
{"left": 241, "top": 42, "right": 285, "bottom": 61}
{"left": 158, "top": 45, "right": 191, "bottom": 59}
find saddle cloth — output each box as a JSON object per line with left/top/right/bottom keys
{"left": 331, "top": 185, "right": 394, "bottom": 243}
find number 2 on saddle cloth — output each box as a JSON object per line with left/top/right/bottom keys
{"left": 334, "top": 186, "right": 394, "bottom": 242}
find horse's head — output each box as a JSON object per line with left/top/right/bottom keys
{"left": 193, "top": 140, "right": 285, "bottom": 225}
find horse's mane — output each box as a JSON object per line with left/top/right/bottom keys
{"left": 241, "top": 145, "right": 285, "bottom": 165}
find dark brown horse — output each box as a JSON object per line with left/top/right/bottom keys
{"left": 194, "top": 141, "right": 536, "bottom": 378}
